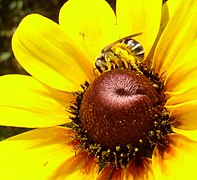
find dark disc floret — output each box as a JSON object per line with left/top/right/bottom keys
{"left": 68, "top": 68, "right": 171, "bottom": 167}
{"left": 81, "top": 69, "right": 164, "bottom": 148}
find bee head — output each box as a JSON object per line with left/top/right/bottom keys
{"left": 95, "top": 53, "right": 108, "bottom": 73}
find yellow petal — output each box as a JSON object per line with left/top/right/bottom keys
{"left": 162, "top": 0, "right": 182, "bottom": 26}
{"left": 148, "top": 0, "right": 182, "bottom": 58}
{"left": 97, "top": 164, "right": 124, "bottom": 180}
{"left": 12, "top": 14, "right": 94, "bottom": 92}
{"left": 153, "top": 134, "right": 197, "bottom": 180}
{"left": 165, "top": 80, "right": 197, "bottom": 106}
{"left": 0, "top": 75, "right": 73, "bottom": 127}
{"left": 0, "top": 127, "right": 83, "bottom": 179}
{"left": 172, "top": 127, "right": 197, "bottom": 141}
{"left": 125, "top": 157, "right": 155, "bottom": 180}
{"left": 59, "top": 0, "right": 118, "bottom": 62}
{"left": 166, "top": 101, "right": 197, "bottom": 130}
{"left": 50, "top": 152, "right": 99, "bottom": 180}
{"left": 164, "top": 44, "right": 197, "bottom": 93}
{"left": 116, "top": 0, "right": 162, "bottom": 57}
{"left": 153, "top": 0, "right": 197, "bottom": 77}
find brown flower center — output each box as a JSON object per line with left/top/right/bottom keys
{"left": 80, "top": 69, "right": 165, "bottom": 149}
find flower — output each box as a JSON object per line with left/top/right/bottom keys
{"left": 0, "top": 0, "right": 196, "bottom": 179}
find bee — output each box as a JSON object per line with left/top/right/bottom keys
{"left": 95, "top": 33, "right": 145, "bottom": 73}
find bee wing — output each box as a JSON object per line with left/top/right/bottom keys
{"left": 101, "top": 32, "right": 143, "bottom": 53}
{"left": 118, "top": 32, "right": 143, "bottom": 42}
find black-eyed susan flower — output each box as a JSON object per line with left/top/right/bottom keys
{"left": 0, "top": 0, "right": 196, "bottom": 179}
